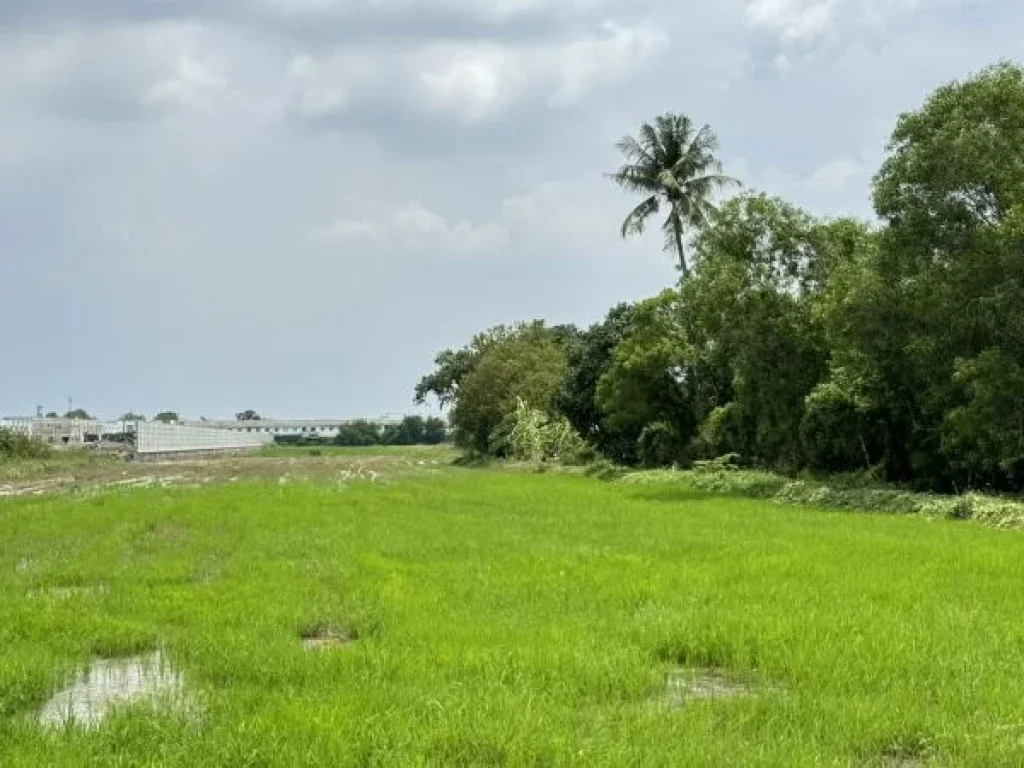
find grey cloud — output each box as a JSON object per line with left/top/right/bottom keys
{"left": 0, "top": 0, "right": 633, "bottom": 45}
{"left": 3, "top": 0, "right": 1024, "bottom": 420}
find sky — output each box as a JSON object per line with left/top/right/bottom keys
{"left": 1, "top": 0, "right": 1021, "bottom": 421}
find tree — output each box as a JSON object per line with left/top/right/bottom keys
{"left": 119, "top": 412, "right": 146, "bottom": 422}
{"left": 236, "top": 410, "right": 262, "bottom": 421}
{"left": 678, "top": 193, "right": 849, "bottom": 469}
{"left": 609, "top": 113, "right": 738, "bottom": 277}
{"left": 449, "top": 332, "right": 569, "bottom": 455}
{"left": 154, "top": 412, "right": 180, "bottom": 424}
{"left": 860, "top": 61, "right": 1024, "bottom": 487}
{"left": 334, "top": 421, "right": 383, "bottom": 446}
{"left": 554, "top": 303, "right": 642, "bottom": 463}
{"left": 596, "top": 290, "right": 698, "bottom": 466}
{"left": 45, "top": 412, "right": 58, "bottom": 419}
{"left": 414, "top": 327, "right": 517, "bottom": 409}
{"left": 382, "top": 416, "right": 427, "bottom": 445}
{"left": 422, "top": 417, "right": 449, "bottom": 445}
{"left": 64, "top": 409, "right": 92, "bottom": 420}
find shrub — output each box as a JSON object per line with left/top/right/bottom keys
{"left": 636, "top": 422, "right": 689, "bottom": 468}
{"left": 0, "top": 429, "right": 52, "bottom": 461}
{"left": 502, "top": 399, "right": 590, "bottom": 465}
{"left": 583, "top": 458, "right": 625, "bottom": 481}
{"left": 618, "top": 466, "right": 1024, "bottom": 529}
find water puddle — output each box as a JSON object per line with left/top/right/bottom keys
{"left": 663, "top": 667, "right": 777, "bottom": 707}
{"left": 39, "top": 650, "right": 187, "bottom": 728}
{"left": 31, "top": 584, "right": 108, "bottom": 601}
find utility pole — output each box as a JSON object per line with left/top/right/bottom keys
{"left": 68, "top": 397, "right": 73, "bottom": 419}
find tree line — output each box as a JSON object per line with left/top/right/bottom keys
{"left": 416, "top": 62, "right": 1024, "bottom": 493}
{"left": 274, "top": 416, "right": 449, "bottom": 447}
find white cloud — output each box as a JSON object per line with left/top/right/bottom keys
{"left": 745, "top": 0, "right": 839, "bottom": 44}
{"left": 287, "top": 21, "right": 668, "bottom": 122}
{"left": 731, "top": 152, "right": 873, "bottom": 215}
{"left": 142, "top": 52, "right": 228, "bottom": 110}
{"left": 745, "top": 0, "right": 922, "bottom": 46}
{"left": 0, "top": 22, "right": 268, "bottom": 123}
{"left": 806, "top": 156, "right": 864, "bottom": 192}
{"left": 310, "top": 202, "right": 509, "bottom": 251}
{"left": 309, "top": 174, "right": 642, "bottom": 258}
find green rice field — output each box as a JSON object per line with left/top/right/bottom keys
{"left": 2, "top": 452, "right": 1023, "bottom": 765}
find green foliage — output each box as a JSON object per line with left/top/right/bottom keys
{"left": 943, "top": 350, "right": 1024, "bottom": 487}
{"left": 381, "top": 416, "right": 449, "bottom": 446}
{"left": 620, "top": 468, "right": 1024, "bottom": 528}
{"left": 501, "top": 399, "right": 589, "bottom": 465}
{"left": 153, "top": 412, "right": 180, "bottom": 424}
{"left": 0, "top": 429, "right": 52, "bottom": 462}
{"left": 333, "top": 420, "right": 384, "bottom": 446}
{"left": 119, "top": 412, "right": 146, "bottom": 422}
{"left": 421, "top": 62, "right": 1024, "bottom": 492}
{"left": 636, "top": 422, "right": 689, "bottom": 468}
{"left": 596, "top": 290, "right": 696, "bottom": 455}
{"left": 553, "top": 303, "right": 642, "bottom": 463}
{"left": 273, "top": 419, "right": 449, "bottom": 448}
{"left": 63, "top": 409, "right": 92, "bottom": 420}
{"left": 423, "top": 323, "right": 572, "bottom": 455}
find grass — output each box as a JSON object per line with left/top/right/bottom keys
{"left": 3, "top": 461, "right": 1024, "bottom": 765}
{"left": 258, "top": 444, "right": 458, "bottom": 460}
{"left": 0, "top": 449, "right": 124, "bottom": 484}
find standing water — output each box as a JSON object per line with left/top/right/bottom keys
{"left": 39, "top": 650, "right": 186, "bottom": 728}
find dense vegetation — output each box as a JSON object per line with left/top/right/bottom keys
{"left": 417, "top": 63, "right": 1024, "bottom": 494}
{"left": 274, "top": 416, "right": 448, "bottom": 447}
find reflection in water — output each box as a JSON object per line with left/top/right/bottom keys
{"left": 39, "top": 650, "right": 186, "bottom": 728}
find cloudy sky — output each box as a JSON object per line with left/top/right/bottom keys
{"left": 1, "top": 0, "right": 1019, "bottom": 420}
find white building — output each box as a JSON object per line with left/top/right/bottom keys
{"left": 0, "top": 417, "right": 103, "bottom": 445}
{"left": 177, "top": 418, "right": 401, "bottom": 439}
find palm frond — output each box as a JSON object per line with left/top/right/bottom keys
{"left": 681, "top": 173, "right": 741, "bottom": 191}
{"left": 621, "top": 196, "right": 660, "bottom": 238}
{"left": 638, "top": 122, "right": 663, "bottom": 163}
{"left": 608, "top": 166, "right": 662, "bottom": 194}
{"left": 614, "top": 134, "right": 655, "bottom": 165}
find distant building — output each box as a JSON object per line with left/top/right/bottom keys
{"left": 0, "top": 417, "right": 104, "bottom": 445}
{"left": 2, "top": 416, "right": 406, "bottom": 447}
{"left": 178, "top": 418, "right": 401, "bottom": 439}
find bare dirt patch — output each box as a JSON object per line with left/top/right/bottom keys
{"left": 39, "top": 650, "right": 189, "bottom": 729}
{"left": 1, "top": 448, "right": 455, "bottom": 499}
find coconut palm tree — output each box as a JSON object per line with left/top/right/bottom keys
{"left": 610, "top": 113, "right": 738, "bottom": 278}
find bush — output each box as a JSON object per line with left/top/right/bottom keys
{"left": 501, "top": 399, "right": 590, "bottom": 465}
{"left": 618, "top": 466, "right": 1024, "bottom": 529}
{"left": 636, "top": 422, "right": 689, "bottom": 468}
{"left": 0, "top": 429, "right": 52, "bottom": 461}
{"left": 583, "top": 458, "right": 625, "bottom": 481}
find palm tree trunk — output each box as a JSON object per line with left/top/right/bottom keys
{"left": 672, "top": 218, "right": 688, "bottom": 278}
